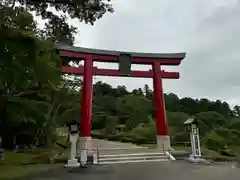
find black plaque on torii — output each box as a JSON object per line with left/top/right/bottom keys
{"left": 119, "top": 53, "right": 132, "bottom": 76}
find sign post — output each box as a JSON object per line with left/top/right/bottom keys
{"left": 184, "top": 117, "right": 206, "bottom": 163}
{"left": 190, "top": 123, "right": 201, "bottom": 158}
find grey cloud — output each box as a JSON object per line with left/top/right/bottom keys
{"left": 72, "top": 0, "right": 240, "bottom": 105}
{"left": 180, "top": 2, "right": 240, "bottom": 100}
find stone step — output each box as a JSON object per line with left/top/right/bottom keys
{"left": 99, "top": 158, "right": 168, "bottom": 164}
{"left": 96, "top": 147, "right": 157, "bottom": 155}
{"left": 97, "top": 152, "right": 169, "bottom": 164}
{"left": 99, "top": 155, "right": 167, "bottom": 162}
{"left": 99, "top": 152, "right": 165, "bottom": 158}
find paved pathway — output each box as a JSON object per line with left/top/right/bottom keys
{"left": 91, "top": 138, "right": 142, "bottom": 150}
{"left": 33, "top": 139, "right": 240, "bottom": 180}
{"left": 91, "top": 139, "right": 158, "bottom": 155}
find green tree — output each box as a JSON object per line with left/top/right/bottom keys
{"left": 195, "top": 111, "right": 228, "bottom": 136}
{"left": 164, "top": 93, "right": 179, "bottom": 112}
{"left": 167, "top": 111, "right": 190, "bottom": 135}
{"left": 233, "top": 105, "right": 240, "bottom": 116}
{"left": 0, "top": 7, "right": 62, "bottom": 148}
{"left": 1, "top": 0, "right": 113, "bottom": 44}
{"left": 0, "top": 5, "right": 90, "bottom": 148}
{"left": 116, "top": 94, "right": 152, "bottom": 130}
{"left": 132, "top": 120, "right": 156, "bottom": 144}
{"left": 179, "top": 97, "right": 198, "bottom": 115}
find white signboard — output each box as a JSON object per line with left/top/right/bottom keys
{"left": 191, "top": 124, "right": 201, "bottom": 157}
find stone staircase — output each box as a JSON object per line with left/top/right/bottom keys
{"left": 94, "top": 148, "right": 170, "bottom": 164}
{"left": 97, "top": 152, "right": 169, "bottom": 164}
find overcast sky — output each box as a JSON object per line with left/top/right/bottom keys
{"left": 52, "top": 0, "right": 240, "bottom": 105}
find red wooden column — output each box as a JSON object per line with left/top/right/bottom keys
{"left": 78, "top": 57, "right": 93, "bottom": 157}
{"left": 152, "top": 62, "right": 170, "bottom": 151}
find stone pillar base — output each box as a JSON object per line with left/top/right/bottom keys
{"left": 188, "top": 157, "right": 208, "bottom": 163}
{"left": 78, "top": 136, "right": 92, "bottom": 150}
{"left": 76, "top": 136, "right": 93, "bottom": 164}
{"left": 65, "top": 159, "right": 80, "bottom": 167}
{"left": 157, "top": 135, "right": 171, "bottom": 151}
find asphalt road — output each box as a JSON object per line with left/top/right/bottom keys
{"left": 33, "top": 139, "right": 240, "bottom": 180}
{"left": 34, "top": 161, "right": 240, "bottom": 180}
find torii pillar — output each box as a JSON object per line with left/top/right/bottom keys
{"left": 78, "top": 56, "right": 94, "bottom": 160}
{"left": 152, "top": 62, "right": 169, "bottom": 150}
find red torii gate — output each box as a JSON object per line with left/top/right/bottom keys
{"left": 57, "top": 44, "right": 186, "bottom": 152}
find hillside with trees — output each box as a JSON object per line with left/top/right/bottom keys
{"left": 1, "top": 0, "right": 240, "bottom": 165}
{"left": 91, "top": 82, "right": 240, "bottom": 157}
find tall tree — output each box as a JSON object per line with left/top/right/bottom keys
{"left": 1, "top": 0, "right": 113, "bottom": 44}
{"left": 0, "top": 6, "right": 61, "bottom": 147}
{"left": 233, "top": 105, "right": 240, "bottom": 116}
{"left": 116, "top": 94, "right": 152, "bottom": 130}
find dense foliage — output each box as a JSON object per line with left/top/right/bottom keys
{"left": 0, "top": 0, "right": 112, "bottom": 148}
{"left": 90, "top": 82, "right": 240, "bottom": 158}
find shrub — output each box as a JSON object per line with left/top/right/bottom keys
{"left": 91, "top": 131, "right": 106, "bottom": 139}
{"left": 132, "top": 137, "right": 149, "bottom": 145}
{"left": 195, "top": 111, "right": 228, "bottom": 135}
{"left": 203, "top": 131, "right": 226, "bottom": 151}
{"left": 214, "top": 128, "right": 240, "bottom": 146}
{"left": 107, "top": 134, "right": 121, "bottom": 141}
{"left": 119, "top": 136, "right": 133, "bottom": 143}
{"left": 54, "top": 154, "right": 68, "bottom": 164}
{"left": 131, "top": 121, "right": 156, "bottom": 144}
{"left": 220, "top": 149, "right": 235, "bottom": 157}
{"left": 171, "top": 131, "right": 189, "bottom": 144}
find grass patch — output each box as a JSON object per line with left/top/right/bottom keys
{"left": 202, "top": 149, "right": 235, "bottom": 162}
{"left": 3, "top": 148, "right": 68, "bottom": 165}
{"left": 0, "top": 137, "right": 69, "bottom": 179}
{"left": 1, "top": 143, "right": 69, "bottom": 166}
{"left": 0, "top": 164, "right": 58, "bottom": 180}
{"left": 3, "top": 151, "right": 34, "bottom": 165}
{"left": 0, "top": 148, "right": 66, "bottom": 180}
{"left": 139, "top": 144, "right": 189, "bottom": 151}
{"left": 172, "top": 145, "right": 189, "bottom": 151}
